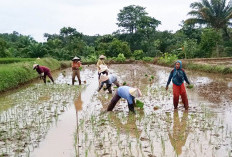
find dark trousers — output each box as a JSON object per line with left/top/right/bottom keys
{"left": 72, "top": 70, "right": 81, "bottom": 85}
{"left": 107, "top": 91, "right": 135, "bottom": 112}
{"left": 107, "top": 81, "right": 120, "bottom": 93}
{"left": 43, "top": 73, "right": 54, "bottom": 84}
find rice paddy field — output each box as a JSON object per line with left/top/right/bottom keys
{"left": 0, "top": 64, "right": 232, "bottom": 157}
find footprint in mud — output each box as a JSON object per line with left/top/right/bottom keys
{"left": 140, "top": 137, "right": 149, "bottom": 141}
{"left": 153, "top": 106, "right": 160, "bottom": 110}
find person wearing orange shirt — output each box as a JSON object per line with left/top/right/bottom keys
{"left": 72, "top": 56, "right": 82, "bottom": 85}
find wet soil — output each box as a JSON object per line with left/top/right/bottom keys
{"left": 0, "top": 64, "right": 232, "bottom": 157}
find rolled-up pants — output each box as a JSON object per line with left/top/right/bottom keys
{"left": 173, "top": 83, "right": 189, "bottom": 110}
{"left": 72, "top": 70, "right": 81, "bottom": 85}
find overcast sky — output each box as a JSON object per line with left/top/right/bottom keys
{"left": 0, "top": 0, "right": 196, "bottom": 42}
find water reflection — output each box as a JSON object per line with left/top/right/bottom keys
{"left": 74, "top": 93, "right": 83, "bottom": 112}
{"left": 109, "top": 110, "right": 144, "bottom": 138}
{"left": 168, "top": 110, "right": 189, "bottom": 155}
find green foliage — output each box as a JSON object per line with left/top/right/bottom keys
{"left": 0, "top": 38, "right": 11, "bottom": 57}
{"left": 60, "top": 61, "right": 71, "bottom": 68}
{"left": 107, "top": 39, "right": 131, "bottom": 57}
{"left": 185, "top": 0, "right": 232, "bottom": 38}
{"left": 187, "top": 84, "right": 194, "bottom": 89}
{"left": 133, "top": 50, "right": 144, "bottom": 60}
{"left": 142, "top": 57, "right": 154, "bottom": 62}
{"left": 0, "top": 58, "right": 35, "bottom": 64}
{"left": 115, "top": 53, "right": 126, "bottom": 62}
{"left": 183, "top": 39, "right": 199, "bottom": 59}
{"left": 117, "top": 5, "right": 148, "bottom": 33}
{"left": 199, "top": 29, "right": 222, "bottom": 58}
{"left": 184, "top": 62, "right": 232, "bottom": 74}
{"left": 0, "top": 58, "right": 60, "bottom": 92}
{"left": 135, "top": 100, "right": 144, "bottom": 108}
{"left": 81, "top": 54, "right": 98, "bottom": 63}
{"left": 158, "top": 53, "right": 178, "bottom": 65}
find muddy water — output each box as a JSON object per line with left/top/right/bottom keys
{"left": 0, "top": 64, "right": 232, "bottom": 157}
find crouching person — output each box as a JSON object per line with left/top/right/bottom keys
{"left": 33, "top": 64, "right": 54, "bottom": 84}
{"left": 107, "top": 86, "right": 142, "bottom": 113}
{"left": 166, "top": 60, "right": 191, "bottom": 110}
{"left": 98, "top": 74, "right": 120, "bottom": 93}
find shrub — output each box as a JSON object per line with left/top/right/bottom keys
{"left": 133, "top": 50, "right": 144, "bottom": 60}
{"left": 81, "top": 55, "right": 98, "bottom": 64}
{"left": 158, "top": 53, "right": 178, "bottom": 65}
{"left": 115, "top": 53, "right": 126, "bottom": 62}
{"left": 142, "top": 57, "right": 154, "bottom": 62}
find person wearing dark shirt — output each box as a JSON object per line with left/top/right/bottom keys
{"left": 166, "top": 60, "right": 190, "bottom": 110}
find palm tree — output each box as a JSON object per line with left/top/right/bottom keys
{"left": 185, "top": 0, "right": 232, "bottom": 37}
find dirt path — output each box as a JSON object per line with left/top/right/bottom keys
{"left": 0, "top": 64, "right": 232, "bottom": 157}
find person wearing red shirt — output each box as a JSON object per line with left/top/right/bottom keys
{"left": 72, "top": 56, "right": 82, "bottom": 85}
{"left": 33, "top": 64, "right": 54, "bottom": 84}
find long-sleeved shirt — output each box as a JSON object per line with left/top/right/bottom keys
{"left": 36, "top": 66, "right": 50, "bottom": 75}
{"left": 117, "top": 86, "right": 134, "bottom": 105}
{"left": 72, "top": 61, "right": 81, "bottom": 70}
{"left": 167, "top": 60, "right": 190, "bottom": 86}
{"left": 97, "top": 59, "right": 106, "bottom": 71}
{"left": 98, "top": 74, "right": 117, "bottom": 91}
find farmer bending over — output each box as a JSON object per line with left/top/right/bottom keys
{"left": 98, "top": 64, "right": 109, "bottom": 86}
{"left": 72, "top": 56, "right": 82, "bottom": 85}
{"left": 97, "top": 55, "right": 107, "bottom": 79}
{"left": 98, "top": 74, "right": 120, "bottom": 93}
{"left": 33, "top": 64, "right": 54, "bottom": 84}
{"left": 166, "top": 60, "right": 191, "bottom": 110}
{"left": 107, "top": 86, "right": 142, "bottom": 113}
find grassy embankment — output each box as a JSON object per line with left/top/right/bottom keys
{"left": 154, "top": 54, "right": 232, "bottom": 74}
{"left": 0, "top": 58, "right": 71, "bottom": 92}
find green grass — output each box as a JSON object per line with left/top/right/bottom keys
{"left": 0, "top": 58, "right": 60, "bottom": 92}
{"left": 183, "top": 62, "right": 232, "bottom": 74}
{"left": 60, "top": 61, "right": 71, "bottom": 68}
{"left": 0, "top": 58, "right": 36, "bottom": 64}
{"left": 155, "top": 56, "right": 232, "bottom": 75}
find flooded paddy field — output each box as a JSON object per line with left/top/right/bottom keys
{"left": 0, "top": 64, "right": 232, "bottom": 157}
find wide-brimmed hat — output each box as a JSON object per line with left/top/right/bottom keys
{"left": 99, "top": 74, "right": 109, "bottom": 83}
{"left": 129, "top": 88, "right": 142, "bottom": 97}
{"left": 33, "top": 64, "right": 39, "bottom": 70}
{"left": 72, "top": 56, "right": 80, "bottom": 61}
{"left": 99, "top": 65, "right": 108, "bottom": 73}
{"left": 99, "top": 55, "right": 106, "bottom": 59}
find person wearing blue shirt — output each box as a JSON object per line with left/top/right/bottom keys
{"left": 107, "top": 86, "right": 142, "bottom": 113}
{"left": 98, "top": 74, "right": 120, "bottom": 93}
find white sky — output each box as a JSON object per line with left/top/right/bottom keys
{"left": 0, "top": 0, "right": 196, "bottom": 42}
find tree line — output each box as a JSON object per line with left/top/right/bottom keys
{"left": 1, "top": 0, "right": 232, "bottom": 60}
